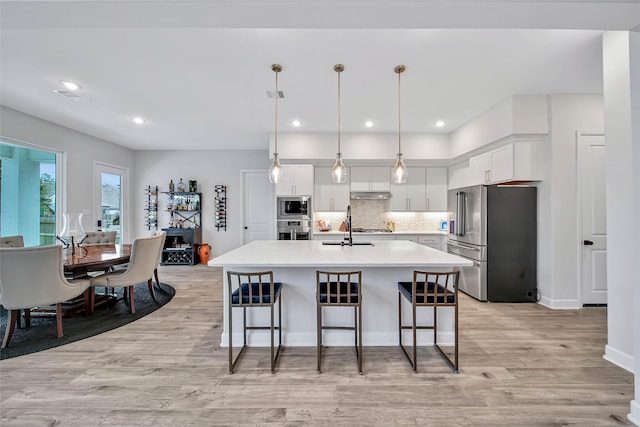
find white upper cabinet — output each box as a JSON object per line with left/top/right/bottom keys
{"left": 425, "top": 167, "right": 448, "bottom": 211}
{"left": 448, "top": 160, "right": 470, "bottom": 190}
{"left": 314, "top": 167, "right": 350, "bottom": 211}
{"left": 390, "top": 167, "right": 426, "bottom": 211}
{"left": 350, "top": 166, "right": 390, "bottom": 192}
{"left": 468, "top": 139, "right": 543, "bottom": 186}
{"left": 390, "top": 167, "right": 447, "bottom": 212}
{"left": 276, "top": 164, "right": 314, "bottom": 196}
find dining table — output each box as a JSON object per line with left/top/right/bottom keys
{"left": 64, "top": 244, "right": 132, "bottom": 279}
{"left": 55, "top": 244, "right": 132, "bottom": 317}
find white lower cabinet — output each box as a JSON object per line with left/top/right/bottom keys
{"left": 418, "top": 234, "right": 445, "bottom": 251}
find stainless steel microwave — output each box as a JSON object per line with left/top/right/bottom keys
{"left": 277, "top": 196, "right": 311, "bottom": 220}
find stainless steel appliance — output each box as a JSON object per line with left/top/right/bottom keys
{"left": 447, "top": 185, "right": 537, "bottom": 302}
{"left": 277, "top": 219, "right": 311, "bottom": 240}
{"left": 277, "top": 196, "right": 311, "bottom": 220}
{"left": 277, "top": 196, "right": 312, "bottom": 240}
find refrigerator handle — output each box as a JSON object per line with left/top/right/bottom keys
{"left": 457, "top": 191, "right": 466, "bottom": 237}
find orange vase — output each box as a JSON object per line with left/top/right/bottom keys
{"left": 198, "top": 243, "right": 211, "bottom": 264}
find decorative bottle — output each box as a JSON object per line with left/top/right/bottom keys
{"left": 169, "top": 179, "right": 175, "bottom": 192}
{"left": 177, "top": 178, "right": 186, "bottom": 192}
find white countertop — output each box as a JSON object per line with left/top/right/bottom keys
{"left": 209, "top": 240, "right": 471, "bottom": 269}
{"left": 312, "top": 230, "right": 447, "bottom": 236}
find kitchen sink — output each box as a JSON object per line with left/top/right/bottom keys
{"left": 321, "top": 241, "right": 375, "bottom": 246}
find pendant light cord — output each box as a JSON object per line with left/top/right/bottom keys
{"left": 274, "top": 67, "right": 279, "bottom": 154}
{"left": 397, "top": 67, "right": 402, "bottom": 155}
{"left": 335, "top": 64, "right": 344, "bottom": 154}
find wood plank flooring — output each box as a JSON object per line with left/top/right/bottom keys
{"left": 0, "top": 265, "right": 634, "bottom": 426}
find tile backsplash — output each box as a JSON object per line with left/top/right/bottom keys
{"left": 314, "top": 199, "right": 447, "bottom": 232}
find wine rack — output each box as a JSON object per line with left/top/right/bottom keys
{"left": 145, "top": 185, "right": 158, "bottom": 230}
{"left": 214, "top": 185, "right": 227, "bottom": 231}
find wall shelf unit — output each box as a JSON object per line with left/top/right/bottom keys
{"left": 163, "top": 191, "right": 202, "bottom": 229}
{"left": 145, "top": 185, "right": 158, "bottom": 230}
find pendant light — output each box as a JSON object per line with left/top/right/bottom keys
{"left": 391, "top": 64, "right": 408, "bottom": 184}
{"left": 268, "top": 64, "right": 284, "bottom": 184}
{"left": 331, "top": 64, "right": 348, "bottom": 184}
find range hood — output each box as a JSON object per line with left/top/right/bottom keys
{"left": 350, "top": 191, "right": 393, "bottom": 200}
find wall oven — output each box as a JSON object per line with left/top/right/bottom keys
{"left": 277, "top": 220, "right": 311, "bottom": 240}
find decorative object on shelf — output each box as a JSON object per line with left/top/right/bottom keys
{"left": 331, "top": 64, "right": 348, "bottom": 184}
{"left": 169, "top": 179, "right": 175, "bottom": 192}
{"left": 177, "top": 178, "right": 186, "bottom": 192}
{"left": 56, "top": 212, "right": 87, "bottom": 256}
{"left": 268, "top": 64, "right": 284, "bottom": 184}
{"left": 189, "top": 180, "right": 197, "bottom": 192}
{"left": 214, "top": 185, "right": 227, "bottom": 231}
{"left": 163, "top": 191, "right": 201, "bottom": 229}
{"left": 198, "top": 243, "right": 211, "bottom": 264}
{"left": 145, "top": 185, "right": 159, "bottom": 230}
{"left": 391, "top": 65, "right": 408, "bottom": 184}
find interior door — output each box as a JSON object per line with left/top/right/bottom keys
{"left": 242, "top": 170, "right": 275, "bottom": 244}
{"left": 578, "top": 132, "right": 607, "bottom": 305}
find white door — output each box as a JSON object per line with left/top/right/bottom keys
{"left": 578, "top": 132, "right": 607, "bottom": 305}
{"left": 242, "top": 170, "right": 275, "bottom": 244}
{"left": 95, "top": 162, "right": 128, "bottom": 243}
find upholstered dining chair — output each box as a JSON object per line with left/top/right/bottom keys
{"left": 87, "top": 233, "right": 165, "bottom": 314}
{"left": 0, "top": 235, "right": 24, "bottom": 248}
{"left": 0, "top": 244, "right": 90, "bottom": 348}
{"left": 151, "top": 230, "right": 167, "bottom": 291}
{"left": 80, "top": 231, "right": 117, "bottom": 246}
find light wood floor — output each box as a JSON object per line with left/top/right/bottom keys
{"left": 0, "top": 265, "right": 634, "bottom": 426}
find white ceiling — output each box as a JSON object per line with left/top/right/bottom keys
{"left": 1, "top": 1, "right": 639, "bottom": 151}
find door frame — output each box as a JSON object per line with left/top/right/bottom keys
{"left": 576, "top": 130, "right": 606, "bottom": 306}
{"left": 94, "top": 161, "right": 130, "bottom": 243}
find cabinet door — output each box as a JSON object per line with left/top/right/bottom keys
{"left": 418, "top": 234, "right": 443, "bottom": 250}
{"left": 314, "top": 167, "right": 333, "bottom": 211}
{"left": 469, "top": 152, "right": 490, "bottom": 185}
{"left": 293, "top": 164, "right": 314, "bottom": 195}
{"left": 406, "top": 167, "right": 426, "bottom": 211}
{"left": 332, "top": 180, "right": 350, "bottom": 211}
{"left": 389, "top": 181, "right": 408, "bottom": 210}
{"left": 425, "top": 167, "right": 447, "bottom": 211}
{"left": 350, "top": 167, "right": 372, "bottom": 191}
{"left": 275, "top": 165, "right": 296, "bottom": 195}
{"left": 370, "top": 167, "right": 391, "bottom": 191}
{"left": 448, "top": 160, "right": 469, "bottom": 190}
{"left": 488, "top": 143, "right": 514, "bottom": 183}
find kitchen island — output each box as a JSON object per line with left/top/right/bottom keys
{"left": 209, "top": 240, "right": 472, "bottom": 347}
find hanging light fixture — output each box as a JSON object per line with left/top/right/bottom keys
{"left": 331, "top": 64, "right": 348, "bottom": 184}
{"left": 391, "top": 64, "right": 408, "bottom": 184}
{"left": 269, "top": 64, "right": 284, "bottom": 184}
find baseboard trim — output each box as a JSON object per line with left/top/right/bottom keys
{"left": 538, "top": 296, "right": 581, "bottom": 309}
{"left": 629, "top": 400, "right": 640, "bottom": 426}
{"left": 603, "top": 344, "right": 634, "bottom": 373}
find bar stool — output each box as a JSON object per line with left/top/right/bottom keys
{"left": 227, "top": 271, "right": 282, "bottom": 374}
{"left": 398, "top": 270, "right": 460, "bottom": 373}
{"left": 316, "top": 270, "right": 363, "bottom": 374}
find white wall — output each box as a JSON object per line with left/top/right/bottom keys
{"left": 540, "top": 95, "right": 605, "bottom": 308}
{"left": 133, "top": 149, "right": 271, "bottom": 256}
{"left": 0, "top": 106, "right": 135, "bottom": 239}
{"left": 602, "top": 31, "right": 637, "bottom": 375}
{"left": 449, "top": 95, "right": 549, "bottom": 158}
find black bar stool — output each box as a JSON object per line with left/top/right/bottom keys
{"left": 227, "top": 270, "right": 282, "bottom": 373}
{"left": 316, "top": 270, "right": 363, "bottom": 374}
{"left": 398, "top": 270, "right": 459, "bottom": 373}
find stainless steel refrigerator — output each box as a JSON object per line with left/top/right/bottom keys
{"left": 446, "top": 185, "right": 537, "bottom": 302}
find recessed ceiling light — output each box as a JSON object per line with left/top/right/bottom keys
{"left": 435, "top": 120, "right": 446, "bottom": 128}
{"left": 60, "top": 80, "right": 80, "bottom": 91}
{"left": 364, "top": 120, "right": 374, "bottom": 128}
{"left": 291, "top": 119, "right": 301, "bottom": 128}
{"left": 133, "top": 117, "right": 146, "bottom": 125}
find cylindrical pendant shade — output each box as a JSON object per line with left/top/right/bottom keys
{"left": 269, "top": 153, "right": 283, "bottom": 184}
{"left": 331, "top": 153, "right": 348, "bottom": 184}
{"left": 391, "top": 153, "right": 408, "bottom": 184}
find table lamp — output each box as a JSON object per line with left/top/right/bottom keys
{"left": 57, "top": 213, "right": 87, "bottom": 256}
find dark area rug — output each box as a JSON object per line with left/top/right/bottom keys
{"left": 0, "top": 283, "right": 175, "bottom": 360}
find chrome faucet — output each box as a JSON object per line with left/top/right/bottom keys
{"left": 346, "top": 205, "right": 353, "bottom": 246}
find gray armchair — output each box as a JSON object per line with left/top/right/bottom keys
{"left": 0, "top": 245, "right": 90, "bottom": 348}
{"left": 88, "top": 233, "right": 166, "bottom": 314}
